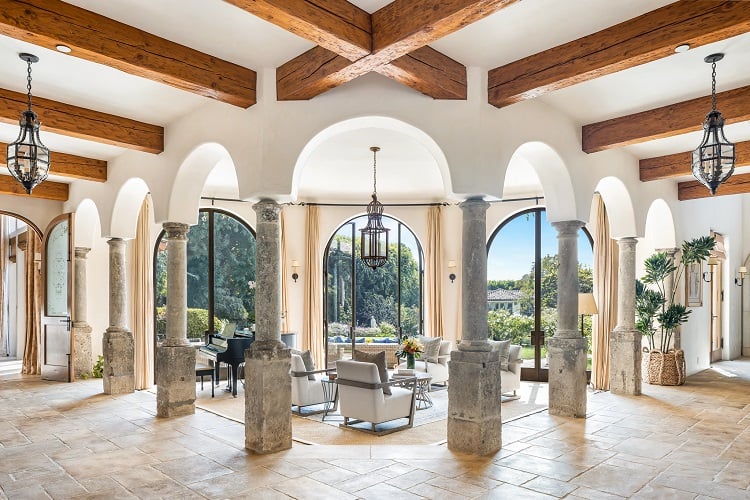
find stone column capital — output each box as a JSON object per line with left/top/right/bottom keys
{"left": 551, "top": 220, "right": 585, "bottom": 238}
{"left": 107, "top": 237, "right": 125, "bottom": 248}
{"left": 253, "top": 200, "right": 282, "bottom": 222}
{"left": 458, "top": 198, "right": 490, "bottom": 217}
{"left": 74, "top": 247, "right": 91, "bottom": 259}
{"left": 617, "top": 236, "right": 638, "bottom": 248}
{"left": 163, "top": 222, "right": 189, "bottom": 240}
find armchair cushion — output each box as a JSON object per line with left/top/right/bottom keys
{"left": 489, "top": 339, "right": 511, "bottom": 370}
{"left": 418, "top": 335, "right": 442, "bottom": 363}
{"left": 352, "top": 349, "right": 391, "bottom": 395}
{"left": 291, "top": 349, "right": 316, "bottom": 380}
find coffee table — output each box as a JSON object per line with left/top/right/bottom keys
{"left": 391, "top": 372, "right": 433, "bottom": 410}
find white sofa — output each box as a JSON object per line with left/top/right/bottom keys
{"left": 489, "top": 340, "right": 523, "bottom": 396}
{"left": 397, "top": 340, "right": 451, "bottom": 385}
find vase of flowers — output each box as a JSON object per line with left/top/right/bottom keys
{"left": 396, "top": 337, "right": 423, "bottom": 370}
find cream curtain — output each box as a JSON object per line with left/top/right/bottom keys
{"left": 302, "top": 206, "right": 324, "bottom": 367}
{"left": 0, "top": 216, "right": 6, "bottom": 357}
{"left": 131, "top": 198, "right": 154, "bottom": 389}
{"left": 592, "top": 193, "right": 618, "bottom": 390}
{"left": 22, "top": 230, "right": 41, "bottom": 375}
{"left": 426, "top": 206, "right": 444, "bottom": 338}
{"left": 280, "top": 209, "right": 290, "bottom": 334}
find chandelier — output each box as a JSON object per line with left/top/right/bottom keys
{"left": 691, "top": 53, "right": 735, "bottom": 196}
{"left": 360, "top": 146, "right": 389, "bottom": 269}
{"left": 6, "top": 53, "right": 50, "bottom": 194}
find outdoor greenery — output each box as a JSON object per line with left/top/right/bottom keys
{"left": 636, "top": 236, "right": 716, "bottom": 352}
{"left": 156, "top": 306, "right": 222, "bottom": 339}
{"left": 92, "top": 355, "right": 104, "bottom": 378}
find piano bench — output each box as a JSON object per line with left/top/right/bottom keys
{"left": 196, "top": 364, "right": 215, "bottom": 398}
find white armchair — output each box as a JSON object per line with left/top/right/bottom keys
{"left": 502, "top": 345, "right": 523, "bottom": 396}
{"left": 397, "top": 340, "right": 451, "bottom": 385}
{"left": 290, "top": 353, "right": 335, "bottom": 415}
{"left": 335, "top": 360, "right": 417, "bottom": 435}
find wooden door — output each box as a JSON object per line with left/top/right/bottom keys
{"left": 41, "top": 213, "right": 74, "bottom": 382}
{"left": 710, "top": 260, "right": 723, "bottom": 363}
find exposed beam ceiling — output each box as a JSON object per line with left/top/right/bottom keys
{"left": 0, "top": 174, "right": 67, "bottom": 201}
{"left": 640, "top": 141, "right": 750, "bottom": 182}
{"left": 0, "top": 88, "right": 164, "bottom": 153}
{"left": 488, "top": 1, "right": 750, "bottom": 108}
{"left": 0, "top": 143, "right": 107, "bottom": 183}
{"left": 230, "top": 0, "right": 514, "bottom": 100}
{"left": 582, "top": 85, "right": 750, "bottom": 153}
{"left": 0, "top": 0, "right": 257, "bottom": 108}
{"left": 679, "top": 172, "right": 750, "bottom": 201}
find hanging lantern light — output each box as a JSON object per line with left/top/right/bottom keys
{"left": 6, "top": 53, "right": 51, "bottom": 194}
{"left": 360, "top": 146, "right": 389, "bottom": 269}
{"left": 691, "top": 53, "right": 735, "bottom": 196}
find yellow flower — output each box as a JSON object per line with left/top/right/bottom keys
{"left": 396, "top": 337, "right": 423, "bottom": 358}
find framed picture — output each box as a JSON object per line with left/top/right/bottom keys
{"left": 686, "top": 261, "right": 702, "bottom": 307}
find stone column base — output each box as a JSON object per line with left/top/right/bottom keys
{"left": 245, "top": 342, "right": 291, "bottom": 454}
{"left": 156, "top": 346, "right": 196, "bottom": 417}
{"left": 103, "top": 329, "right": 135, "bottom": 395}
{"left": 73, "top": 323, "right": 93, "bottom": 379}
{"left": 447, "top": 350, "right": 502, "bottom": 455}
{"left": 609, "top": 328, "right": 642, "bottom": 396}
{"left": 548, "top": 336, "right": 587, "bottom": 418}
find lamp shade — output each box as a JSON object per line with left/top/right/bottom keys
{"left": 578, "top": 293, "right": 598, "bottom": 315}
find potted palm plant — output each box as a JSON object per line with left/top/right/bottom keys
{"left": 636, "top": 236, "right": 715, "bottom": 385}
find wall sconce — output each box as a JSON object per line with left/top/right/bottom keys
{"left": 448, "top": 260, "right": 456, "bottom": 283}
{"left": 735, "top": 266, "right": 747, "bottom": 287}
{"left": 291, "top": 260, "right": 299, "bottom": 283}
{"left": 703, "top": 257, "right": 718, "bottom": 282}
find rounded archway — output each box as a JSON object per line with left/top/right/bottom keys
{"left": 74, "top": 199, "right": 102, "bottom": 249}
{"left": 109, "top": 178, "right": 150, "bottom": 239}
{"left": 644, "top": 199, "right": 677, "bottom": 250}
{"left": 594, "top": 177, "right": 638, "bottom": 239}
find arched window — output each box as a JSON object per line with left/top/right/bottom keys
{"left": 487, "top": 207, "right": 593, "bottom": 381}
{"left": 324, "top": 215, "right": 423, "bottom": 366}
{"left": 154, "top": 208, "right": 256, "bottom": 341}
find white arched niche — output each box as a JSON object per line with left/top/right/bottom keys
{"left": 594, "top": 177, "right": 638, "bottom": 239}
{"left": 109, "top": 178, "right": 150, "bottom": 239}
{"left": 74, "top": 199, "right": 102, "bottom": 249}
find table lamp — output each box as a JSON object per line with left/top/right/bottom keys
{"left": 578, "top": 293, "right": 598, "bottom": 335}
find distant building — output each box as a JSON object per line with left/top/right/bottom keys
{"left": 487, "top": 289, "right": 523, "bottom": 315}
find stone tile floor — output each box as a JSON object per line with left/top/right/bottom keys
{"left": 0, "top": 360, "right": 749, "bottom": 499}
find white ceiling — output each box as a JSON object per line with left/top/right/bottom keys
{"left": 0, "top": 0, "right": 747, "bottom": 197}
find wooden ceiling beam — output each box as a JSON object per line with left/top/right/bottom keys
{"left": 276, "top": 0, "right": 515, "bottom": 100}
{"left": 679, "top": 172, "right": 750, "bottom": 201}
{"left": 640, "top": 141, "right": 750, "bottom": 182}
{"left": 224, "top": 0, "right": 372, "bottom": 61}
{"left": 0, "top": 0, "right": 256, "bottom": 108}
{"left": 0, "top": 88, "right": 164, "bottom": 154}
{"left": 582, "top": 86, "right": 750, "bottom": 153}
{"left": 0, "top": 143, "right": 107, "bottom": 183}
{"left": 489, "top": 1, "right": 750, "bottom": 108}
{"left": 0, "top": 174, "right": 68, "bottom": 201}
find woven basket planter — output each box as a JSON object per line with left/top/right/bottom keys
{"left": 643, "top": 349, "right": 686, "bottom": 386}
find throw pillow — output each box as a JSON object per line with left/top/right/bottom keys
{"left": 292, "top": 349, "right": 316, "bottom": 380}
{"left": 508, "top": 345, "right": 522, "bottom": 364}
{"left": 352, "top": 349, "right": 391, "bottom": 395}
{"left": 419, "top": 336, "right": 442, "bottom": 364}
{"left": 489, "top": 339, "right": 511, "bottom": 371}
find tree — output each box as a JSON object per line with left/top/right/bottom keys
{"left": 517, "top": 254, "right": 594, "bottom": 315}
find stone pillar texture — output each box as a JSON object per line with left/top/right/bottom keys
{"left": 548, "top": 220, "right": 587, "bottom": 418}
{"left": 610, "top": 237, "right": 642, "bottom": 395}
{"left": 72, "top": 247, "right": 92, "bottom": 378}
{"left": 157, "top": 223, "right": 196, "bottom": 418}
{"left": 245, "top": 200, "right": 291, "bottom": 454}
{"left": 102, "top": 238, "right": 135, "bottom": 395}
{"left": 447, "top": 198, "right": 502, "bottom": 455}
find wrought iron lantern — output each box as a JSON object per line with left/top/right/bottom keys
{"left": 360, "top": 146, "right": 389, "bottom": 269}
{"left": 691, "top": 53, "right": 735, "bottom": 196}
{"left": 6, "top": 53, "right": 50, "bottom": 194}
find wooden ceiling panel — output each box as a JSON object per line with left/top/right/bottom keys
{"left": 489, "top": 1, "right": 750, "bottom": 108}
{"left": 0, "top": 174, "right": 68, "bottom": 201}
{"left": 0, "top": 0, "right": 256, "bottom": 107}
{"left": 0, "top": 88, "right": 164, "bottom": 153}
{"left": 640, "top": 141, "right": 750, "bottom": 182}
{"left": 679, "top": 172, "right": 750, "bottom": 200}
{"left": 376, "top": 47, "right": 467, "bottom": 100}
{"left": 0, "top": 143, "right": 107, "bottom": 183}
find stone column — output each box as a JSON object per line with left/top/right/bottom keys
{"left": 102, "top": 238, "right": 134, "bottom": 394}
{"left": 72, "top": 247, "right": 93, "bottom": 378}
{"left": 245, "top": 200, "right": 291, "bottom": 454}
{"left": 447, "top": 198, "right": 502, "bottom": 455}
{"left": 657, "top": 247, "right": 680, "bottom": 349}
{"left": 548, "top": 220, "right": 587, "bottom": 418}
{"left": 156, "top": 223, "right": 196, "bottom": 417}
{"left": 610, "top": 237, "right": 641, "bottom": 395}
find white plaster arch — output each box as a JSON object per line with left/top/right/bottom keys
{"left": 593, "top": 177, "right": 638, "bottom": 239}
{"left": 644, "top": 199, "right": 677, "bottom": 250}
{"left": 0, "top": 210, "right": 43, "bottom": 238}
{"left": 167, "top": 142, "right": 236, "bottom": 225}
{"left": 503, "top": 142, "right": 577, "bottom": 223}
{"left": 109, "top": 177, "right": 150, "bottom": 239}
{"left": 291, "top": 115, "right": 453, "bottom": 201}
{"left": 73, "top": 199, "right": 101, "bottom": 249}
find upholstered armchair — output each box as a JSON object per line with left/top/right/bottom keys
{"left": 290, "top": 353, "right": 335, "bottom": 415}
{"left": 397, "top": 340, "right": 451, "bottom": 385}
{"left": 335, "top": 360, "right": 417, "bottom": 435}
{"left": 489, "top": 340, "right": 523, "bottom": 396}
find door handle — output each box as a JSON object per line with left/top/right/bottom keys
{"left": 60, "top": 317, "right": 71, "bottom": 331}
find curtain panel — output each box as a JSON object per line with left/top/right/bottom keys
{"left": 426, "top": 206, "right": 444, "bottom": 338}
{"left": 22, "top": 230, "right": 41, "bottom": 375}
{"left": 303, "top": 206, "right": 324, "bottom": 368}
{"left": 592, "top": 193, "right": 618, "bottom": 390}
{"left": 132, "top": 197, "right": 154, "bottom": 389}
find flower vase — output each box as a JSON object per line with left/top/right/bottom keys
{"left": 406, "top": 353, "right": 415, "bottom": 370}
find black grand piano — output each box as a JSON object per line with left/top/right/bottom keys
{"left": 199, "top": 330, "right": 254, "bottom": 397}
